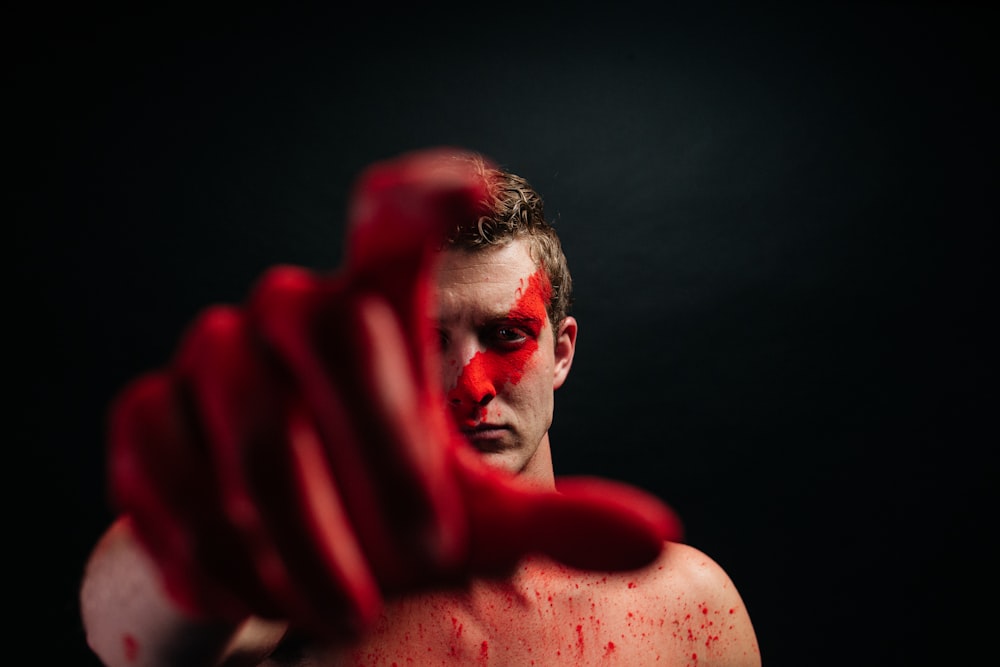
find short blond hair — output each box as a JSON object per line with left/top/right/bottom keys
{"left": 441, "top": 153, "right": 573, "bottom": 327}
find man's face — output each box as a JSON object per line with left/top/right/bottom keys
{"left": 435, "top": 239, "right": 576, "bottom": 477}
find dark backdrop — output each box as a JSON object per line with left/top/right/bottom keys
{"left": 13, "top": 3, "right": 995, "bottom": 665}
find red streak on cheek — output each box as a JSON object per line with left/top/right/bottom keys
{"left": 122, "top": 633, "right": 139, "bottom": 662}
{"left": 453, "top": 270, "right": 550, "bottom": 396}
{"left": 462, "top": 344, "right": 535, "bottom": 396}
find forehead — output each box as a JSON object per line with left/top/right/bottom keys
{"left": 435, "top": 241, "right": 543, "bottom": 319}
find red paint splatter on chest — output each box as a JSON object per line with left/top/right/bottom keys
{"left": 122, "top": 633, "right": 139, "bottom": 662}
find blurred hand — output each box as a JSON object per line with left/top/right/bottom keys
{"left": 108, "top": 148, "right": 683, "bottom": 640}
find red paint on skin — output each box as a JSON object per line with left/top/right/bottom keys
{"left": 122, "top": 633, "right": 139, "bottom": 662}
{"left": 448, "top": 270, "right": 551, "bottom": 408}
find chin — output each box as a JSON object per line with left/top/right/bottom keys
{"left": 475, "top": 450, "right": 525, "bottom": 477}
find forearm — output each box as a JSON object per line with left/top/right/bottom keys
{"left": 80, "top": 516, "right": 286, "bottom": 667}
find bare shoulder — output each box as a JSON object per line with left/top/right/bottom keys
{"left": 653, "top": 541, "right": 749, "bottom": 603}
{"left": 641, "top": 541, "right": 762, "bottom": 666}
{"left": 81, "top": 516, "right": 288, "bottom": 667}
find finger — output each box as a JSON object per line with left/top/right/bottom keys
{"left": 346, "top": 147, "right": 490, "bottom": 274}
{"left": 247, "top": 267, "right": 465, "bottom": 591}
{"left": 107, "top": 371, "right": 260, "bottom": 621}
{"left": 256, "top": 399, "right": 384, "bottom": 637}
{"left": 344, "top": 149, "right": 490, "bottom": 387}
{"left": 173, "top": 303, "right": 382, "bottom": 634}
{"left": 349, "top": 293, "right": 467, "bottom": 588}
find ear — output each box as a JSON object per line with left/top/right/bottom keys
{"left": 552, "top": 316, "right": 577, "bottom": 390}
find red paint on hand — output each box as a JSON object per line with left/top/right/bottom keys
{"left": 106, "top": 147, "right": 683, "bottom": 639}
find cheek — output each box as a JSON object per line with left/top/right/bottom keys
{"left": 452, "top": 268, "right": 553, "bottom": 401}
{"left": 460, "top": 343, "right": 538, "bottom": 394}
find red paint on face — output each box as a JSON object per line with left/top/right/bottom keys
{"left": 448, "top": 269, "right": 551, "bottom": 411}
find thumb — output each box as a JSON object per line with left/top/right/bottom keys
{"left": 454, "top": 450, "right": 683, "bottom": 576}
{"left": 540, "top": 477, "right": 684, "bottom": 570}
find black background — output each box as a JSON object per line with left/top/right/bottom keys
{"left": 12, "top": 3, "right": 996, "bottom": 664}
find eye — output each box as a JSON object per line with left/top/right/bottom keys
{"left": 437, "top": 328, "right": 450, "bottom": 350}
{"left": 490, "top": 325, "right": 529, "bottom": 349}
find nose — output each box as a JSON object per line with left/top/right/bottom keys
{"left": 446, "top": 350, "right": 496, "bottom": 410}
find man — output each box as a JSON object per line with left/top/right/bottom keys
{"left": 80, "top": 148, "right": 760, "bottom": 666}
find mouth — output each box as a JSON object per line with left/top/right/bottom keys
{"left": 458, "top": 424, "right": 509, "bottom": 449}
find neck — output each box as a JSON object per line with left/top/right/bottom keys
{"left": 518, "top": 433, "right": 557, "bottom": 491}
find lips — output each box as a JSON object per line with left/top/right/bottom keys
{"left": 459, "top": 423, "right": 506, "bottom": 435}
{"left": 458, "top": 424, "right": 508, "bottom": 448}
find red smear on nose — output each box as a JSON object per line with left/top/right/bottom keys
{"left": 459, "top": 350, "right": 498, "bottom": 403}
{"left": 452, "top": 269, "right": 551, "bottom": 403}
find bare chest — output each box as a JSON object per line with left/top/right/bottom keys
{"left": 320, "top": 564, "right": 680, "bottom": 666}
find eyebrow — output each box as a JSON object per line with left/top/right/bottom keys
{"left": 503, "top": 312, "right": 544, "bottom": 326}
{"left": 433, "top": 311, "right": 544, "bottom": 329}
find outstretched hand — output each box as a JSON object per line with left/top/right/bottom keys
{"left": 108, "top": 148, "right": 683, "bottom": 641}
